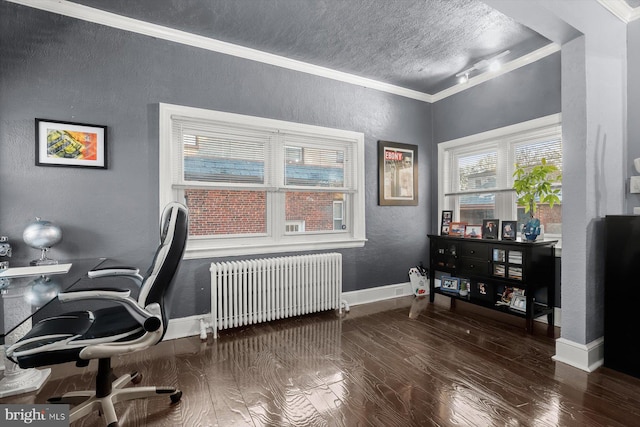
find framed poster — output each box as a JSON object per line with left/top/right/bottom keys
{"left": 378, "top": 141, "right": 418, "bottom": 206}
{"left": 35, "top": 118, "right": 108, "bottom": 169}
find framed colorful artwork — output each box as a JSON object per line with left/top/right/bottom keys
{"left": 35, "top": 118, "right": 108, "bottom": 169}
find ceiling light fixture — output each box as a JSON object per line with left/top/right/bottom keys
{"left": 455, "top": 50, "right": 510, "bottom": 83}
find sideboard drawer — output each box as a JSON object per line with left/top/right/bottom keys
{"left": 458, "top": 256, "right": 489, "bottom": 275}
{"left": 458, "top": 242, "right": 488, "bottom": 258}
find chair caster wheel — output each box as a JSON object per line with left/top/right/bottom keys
{"left": 131, "top": 371, "right": 142, "bottom": 384}
{"left": 170, "top": 390, "right": 182, "bottom": 404}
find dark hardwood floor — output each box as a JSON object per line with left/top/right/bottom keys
{"left": 3, "top": 295, "right": 640, "bottom": 426}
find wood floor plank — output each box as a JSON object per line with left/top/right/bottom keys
{"left": 4, "top": 296, "right": 640, "bottom": 426}
{"left": 174, "top": 351, "right": 220, "bottom": 427}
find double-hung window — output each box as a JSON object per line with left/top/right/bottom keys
{"left": 438, "top": 114, "right": 562, "bottom": 241}
{"left": 159, "top": 103, "right": 366, "bottom": 258}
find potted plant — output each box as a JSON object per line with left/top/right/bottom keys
{"left": 512, "top": 158, "right": 561, "bottom": 241}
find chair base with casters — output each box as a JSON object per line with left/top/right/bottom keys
{"left": 48, "top": 358, "right": 181, "bottom": 426}
{"left": 5, "top": 202, "right": 189, "bottom": 427}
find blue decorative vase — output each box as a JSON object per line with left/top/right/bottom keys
{"left": 522, "top": 217, "right": 541, "bottom": 241}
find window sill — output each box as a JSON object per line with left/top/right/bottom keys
{"left": 184, "top": 238, "right": 367, "bottom": 259}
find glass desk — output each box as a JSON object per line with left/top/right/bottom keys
{"left": 0, "top": 258, "right": 106, "bottom": 398}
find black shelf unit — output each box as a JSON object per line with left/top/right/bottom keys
{"left": 428, "top": 235, "right": 557, "bottom": 333}
{"left": 604, "top": 215, "right": 640, "bottom": 378}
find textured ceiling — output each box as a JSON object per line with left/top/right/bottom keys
{"left": 70, "top": 0, "right": 553, "bottom": 94}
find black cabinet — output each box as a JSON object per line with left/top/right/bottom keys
{"left": 428, "top": 235, "right": 557, "bottom": 333}
{"left": 604, "top": 216, "right": 640, "bottom": 378}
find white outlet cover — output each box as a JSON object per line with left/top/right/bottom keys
{"left": 631, "top": 176, "right": 640, "bottom": 193}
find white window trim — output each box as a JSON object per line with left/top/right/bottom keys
{"left": 159, "top": 103, "right": 366, "bottom": 259}
{"left": 438, "top": 113, "right": 562, "bottom": 248}
{"left": 333, "top": 200, "right": 344, "bottom": 230}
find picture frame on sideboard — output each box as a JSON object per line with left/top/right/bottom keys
{"left": 482, "top": 219, "right": 499, "bottom": 239}
{"left": 501, "top": 220, "right": 517, "bottom": 240}
{"left": 440, "top": 210, "right": 453, "bottom": 235}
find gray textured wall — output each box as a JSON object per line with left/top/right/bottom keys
{"left": 0, "top": 3, "right": 432, "bottom": 319}
{"left": 431, "top": 53, "right": 561, "bottom": 144}
{"left": 629, "top": 20, "right": 640, "bottom": 212}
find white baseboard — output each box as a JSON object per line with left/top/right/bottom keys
{"left": 552, "top": 336, "right": 604, "bottom": 372}
{"left": 164, "top": 314, "right": 209, "bottom": 341}
{"left": 163, "top": 282, "right": 415, "bottom": 341}
{"left": 163, "top": 283, "right": 563, "bottom": 341}
{"left": 341, "top": 281, "right": 414, "bottom": 307}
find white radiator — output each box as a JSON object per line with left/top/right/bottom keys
{"left": 209, "top": 253, "right": 343, "bottom": 338}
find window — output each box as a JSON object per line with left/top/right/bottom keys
{"left": 438, "top": 114, "right": 562, "bottom": 240}
{"left": 159, "top": 103, "right": 366, "bottom": 258}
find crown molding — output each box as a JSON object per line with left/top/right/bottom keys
{"left": 597, "top": 0, "right": 640, "bottom": 23}
{"left": 9, "top": 0, "right": 560, "bottom": 104}
{"left": 430, "top": 43, "right": 561, "bottom": 102}
{"left": 8, "top": 0, "right": 434, "bottom": 103}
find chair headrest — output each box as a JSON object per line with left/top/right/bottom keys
{"left": 160, "top": 202, "right": 186, "bottom": 245}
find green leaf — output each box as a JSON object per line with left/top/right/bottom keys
{"left": 512, "top": 157, "right": 562, "bottom": 214}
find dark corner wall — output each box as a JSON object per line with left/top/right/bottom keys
{"left": 0, "top": 3, "right": 432, "bottom": 319}
{"left": 628, "top": 19, "right": 640, "bottom": 213}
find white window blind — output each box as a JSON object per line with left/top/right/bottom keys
{"left": 514, "top": 137, "right": 562, "bottom": 176}
{"left": 283, "top": 134, "right": 354, "bottom": 190}
{"left": 172, "top": 117, "right": 272, "bottom": 188}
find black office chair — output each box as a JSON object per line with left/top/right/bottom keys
{"left": 6, "top": 202, "right": 188, "bottom": 427}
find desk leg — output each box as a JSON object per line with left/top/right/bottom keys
{"left": 0, "top": 358, "right": 51, "bottom": 398}
{"left": 0, "top": 289, "right": 50, "bottom": 398}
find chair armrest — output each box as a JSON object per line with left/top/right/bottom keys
{"left": 57, "top": 289, "right": 161, "bottom": 332}
{"left": 58, "top": 288, "right": 131, "bottom": 302}
{"left": 88, "top": 266, "right": 139, "bottom": 278}
{"left": 88, "top": 266, "right": 143, "bottom": 286}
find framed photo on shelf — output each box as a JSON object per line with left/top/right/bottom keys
{"left": 510, "top": 294, "right": 527, "bottom": 312}
{"left": 482, "top": 219, "right": 499, "bottom": 239}
{"left": 440, "top": 210, "right": 453, "bottom": 235}
{"left": 464, "top": 224, "right": 482, "bottom": 239}
{"left": 35, "top": 118, "right": 108, "bottom": 169}
{"left": 501, "top": 220, "right": 517, "bottom": 241}
{"left": 449, "top": 222, "right": 467, "bottom": 237}
{"left": 474, "top": 281, "right": 493, "bottom": 302}
{"left": 500, "top": 286, "right": 524, "bottom": 305}
{"left": 478, "top": 282, "right": 488, "bottom": 295}
{"left": 378, "top": 140, "right": 418, "bottom": 206}
{"left": 441, "top": 276, "right": 460, "bottom": 292}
